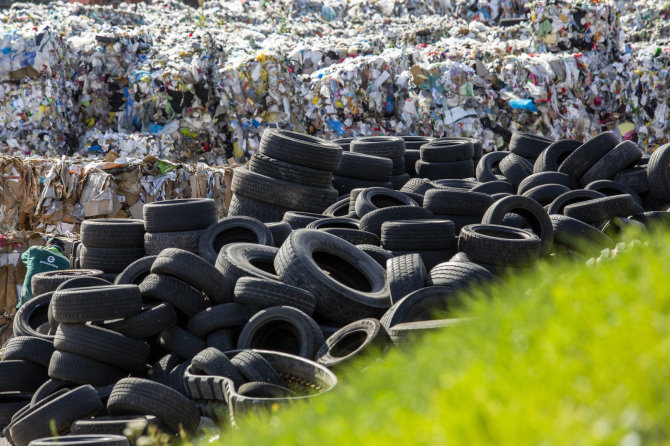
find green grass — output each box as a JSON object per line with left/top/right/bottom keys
{"left": 210, "top": 230, "right": 670, "bottom": 445}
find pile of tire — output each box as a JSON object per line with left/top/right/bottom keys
{"left": 415, "top": 137, "right": 480, "bottom": 180}
{"left": 229, "top": 130, "right": 342, "bottom": 222}
{"left": 349, "top": 136, "right": 410, "bottom": 190}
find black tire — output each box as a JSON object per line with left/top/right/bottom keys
{"left": 431, "top": 179, "right": 480, "bottom": 190}
{"left": 533, "top": 139, "right": 582, "bottom": 173}
{"left": 402, "top": 192, "right": 424, "bottom": 206}
{"left": 167, "top": 361, "right": 190, "bottom": 396}
{"left": 458, "top": 224, "right": 541, "bottom": 266}
{"left": 320, "top": 228, "right": 380, "bottom": 246}
{"left": 647, "top": 143, "right": 670, "bottom": 202}
{"left": 498, "top": 153, "right": 533, "bottom": 189}
{"left": 405, "top": 150, "right": 421, "bottom": 176}
{"left": 334, "top": 152, "right": 393, "bottom": 181}
{"left": 54, "top": 324, "right": 149, "bottom": 373}
{"left": 30, "top": 380, "right": 71, "bottom": 407}
{"left": 579, "top": 140, "right": 643, "bottom": 187}
{"left": 402, "top": 136, "right": 434, "bottom": 151}
{"left": 350, "top": 136, "right": 405, "bottom": 159}
{"left": 307, "top": 217, "right": 359, "bottom": 231}
{"left": 380, "top": 286, "right": 463, "bottom": 328}
{"left": 547, "top": 189, "right": 606, "bottom": 215}
{"left": 433, "top": 214, "right": 483, "bottom": 233}
{"left": 107, "top": 378, "right": 200, "bottom": 434}
{"left": 427, "top": 262, "right": 498, "bottom": 291}
{"left": 259, "top": 129, "right": 342, "bottom": 171}
{"left": 415, "top": 159, "right": 474, "bottom": 180}
{"left": 13, "top": 293, "right": 53, "bottom": 341}
{"left": 423, "top": 189, "right": 493, "bottom": 216}
{"left": 32, "top": 270, "right": 105, "bottom": 297}
{"left": 144, "top": 230, "right": 202, "bottom": 256}
{"left": 550, "top": 215, "right": 613, "bottom": 256}
{"left": 151, "top": 248, "right": 229, "bottom": 304}
{"left": 70, "top": 416, "right": 158, "bottom": 437}
{"left": 0, "top": 360, "right": 48, "bottom": 392}
{"left": 0, "top": 392, "right": 31, "bottom": 428}
{"left": 206, "top": 329, "right": 236, "bottom": 353}
{"left": 149, "top": 354, "right": 180, "bottom": 386}
{"left": 391, "top": 157, "right": 406, "bottom": 176}
{"left": 355, "top": 188, "right": 418, "bottom": 217}
{"left": 471, "top": 180, "right": 514, "bottom": 195}
{"left": 563, "top": 194, "right": 636, "bottom": 224}
{"left": 139, "top": 274, "right": 208, "bottom": 318}
{"left": 56, "top": 277, "right": 111, "bottom": 291}
{"left": 234, "top": 277, "right": 316, "bottom": 315}
{"left": 186, "top": 303, "right": 255, "bottom": 338}
{"left": 143, "top": 199, "right": 217, "bottom": 233}
{"left": 420, "top": 139, "right": 474, "bottom": 162}
{"left": 198, "top": 217, "right": 274, "bottom": 265}
{"left": 249, "top": 152, "right": 334, "bottom": 188}
{"left": 48, "top": 351, "right": 126, "bottom": 386}
{"left": 51, "top": 285, "right": 142, "bottom": 323}
{"left": 113, "top": 256, "right": 156, "bottom": 286}
{"left": 475, "top": 152, "right": 507, "bottom": 182}
{"left": 158, "top": 326, "right": 206, "bottom": 360}
{"left": 630, "top": 211, "right": 670, "bottom": 229}
{"left": 517, "top": 172, "right": 577, "bottom": 195}
{"left": 237, "top": 306, "right": 324, "bottom": 360}
{"left": 389, "top": 249, "right": 455, "bottom": 272}
{"left": 228, "top": 193, "right": 289, "bottom": 223}
{"left": 331, "top": 175, "right": 393, "bottom": 196}
{"left": 275, "top": 229, "right": 391, "bottom": 324}
{"left": 316, "top": 318, "right": 390, "bottom": 369}
{"left": 509, "top": 132, "right": 553, "bottom": 160}
{"left": 521, "top": 184, "right": 572, "bottom": 206}
{"left": 191, "top": 348, "right": 246, "bottom": 387}
{"left": 357, "top": 244, "right": 393, "bottom": 267}
{"left": 237, "top": 382, "right": 295, "bottom": 398}
{"left": 322, "top": 198, "right": 351, "bottom": 217}
{"left": 332, "top": 138, "right": 354, "bottom": 151}
{"left": 80, "top": 219, "right": 145, "bottom": 249}
{"left": 584, "top": 179, "right": 644, "bottom": 210}
{"left": 2, "top": 336, "right": 53, "bottom": 367}
{"left": 265, "top": 222, "right": 293, "bottom": 247}
{"left": 390, "top": 173, "right": 410, "bottom": 190}
{"left": 359, "top": 206, "right": 434, "bottom": 237}
{"left": 215, "top": 243, "right": 280, "bottom": 297}
{"left": 481, "top": 195, "right": 554, "bottom": 256}
{"left": 230, "top": 351, "right": 283, "bottom": 386}
{"left": 614, "top": 166, "right": 649, "bottom": 194}
{"left": 102, "top": 302, "right": 177, "bottom": 340}
{"left": 387, "top": 254, "right": 427, "bottom": 304}
{"left": 380, "top": 219, "right": 455, "bottom": 251}
{"left": 9, "top": 385, "right": 102, "bottom": 446}
{"left": 400, "top": 178, "right": 435, "bottom": 195}
{"left": 282, "top": 211, "right": 325, "bottom": 229}
{"left": 80, "top": 247, "right": 145, "bottom": 274}
{"left": 559, "top": 132, "right": 620, "bottom": 180}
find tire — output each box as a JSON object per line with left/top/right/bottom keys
{"left": 359, "top": 206, "right": 434, "bottom": 237}
{"left": 149, "top": 354, "right": 180, "bottom": 386}
{"left": 282, "top": 211, "right": 326, "bottom": 229}
{"left": 48, "top": 351, "right": 126, "bottom": 386}
{"left": 230, "top": 351, "right": 283, "bottom": 386}
{"left": 380, "top": 286, "right": 464, "bottom": 329}
{"left": 533, "top": 139, "right": 582, "bottom": 173}
{"left": 13, "top": 293, "right": 53, "bottom": 341}
{"left": 139, "top": 274, "right": 208, "bottom": 318}
{"left": 423, "top": 189, "right": 493, "bottom": 216}
{"left": 390, "top": 173, "right": 410, "bottom": 190}
{"left": 498, "top": 153, "right": 533, "bottom": 189}
{"left": 475, "top": 152, "right": 507, "bottom": 182}
{"left": 237, "top": 306, "right": 324, "bottom": 360}
{"left": 471, "top": 180, "right": 514, "bottom": 195}
{"left": 9, "top": 385, "right": 102, "bottom": 446}
{"left": 400, "top": 178, "right": 435, "bottom": 195}
{"left": 167, "top": 361, "right": 190, "bottom": 396}
{"left": 320, "top": 228, "right": 380, "bottom": 246}
{"left": 584, "top": 179, "right": 644, "bottom": 210}
{"left": 206, "top": 329, "right": 236, "bottom": 353}
{"left": 350, "top": 136, "right": 405, "bottom": 159}
{"left": 420, "top": 139, "right": 474, "bottom": 162}
{"left": 265, "top": 222, "right": 293, "bottom": 247}
{"left": 547, "top": 189, "right": 606, "bottom": 215}
{"left": 614, "top": 166, "right": 649, "bottom": 194}
{"left": 70, "top": 416, "right": 159, "bottom": 437}
{"left": 306, "top": 217, "right": 359, "bottom": 231}
{"left": 579, "top": 140, "right": 643, "bottom": 187}
{"left": 186, "top": 304, "right": 255, "bottom": 338}
{"left": 144, "top": 230, "right": 203, "bottom": 256}
{"left": 481, "top": 195, "right": 554, "bottom": 256}
{"left": 56, "top": 277, "right": 111, "bottom": 291}
{"left": 333, "top": 138, "right": 354, "bottom": 151}
{"left": 334, "top": 152, "right": 393, "bottom": 181}
{"left": 387, "top": 254, "right": 427, "bottom": 304}
{"left": 228, "top": 194, "right": 289, "bottom": 223}
{"left": 558, "top": 132, "right": 620, "bottom": 180}
{"left": 389, "top": 249, "right": 455, "bottom": 272}
{"left": 563, "top": 194, "right": 636, "bottom": 224}
{"left": 158, "top": 326, "right": 207, "bottom": 360}
{"left": 509, "top": 132, "right": 553, "bottom": 160}
{"left": 427, "top": 262, "right": 498, "bottom": 291}
{"left": 332, "top": 175, "right": 394, "bottom": 196}
{"left": 54, "top": 324, "right": 149, "bottom": 373}
{"left": 517, "top": 172, "right": 577, "bottom": 195}
{"left": 51, "top": 285, "right": 142, "bottom": 323}
{"left": 249, "top": 152, "right": 334, "bottom": 188}
{"left": 357, "top": 244, "right": 393, "bottom": 268}
{"left": 550, "top": 215, "right": 613, "bottom": 256}
{"left": 402, "top": 136, "right": 434, "bottom": 151}
{"left": 198, "top": 217, "right": 274, "bottom": 264}
{"left": 0, "top": 360, "right": 48, "bottom": 392}
{"left": 237, "top": 382, "right": 294, "bottom": 398}
{"left": 143, "top": 199, "right": 217, "bottom": 233}
{"left": 647, "top": 143, "right": 670, "bottom": 202}
{"left": 630, "top": 211, "right": 670, "bottom": 229}
{"left": 31, "top": 380, "right": 71, "bottom": 407}
{"left": 0, "top": 392, "right": 31, "bottom": 429}
{"left": 391, "top": 157, "right": 406, "bottom": 176}
{"left": 107, "top": 378, "right": 200, "bottom": 434}
{"left": 80, "top": 247, "right": 145, "bottom": 274}
{"left": 151, "top": 248, "right": 229, "bottom": 304}
{"left": 232, "top": 168, "right": 338, "bottom": 214}
{"left": 380, "top": 219, "right": 455, "bottom": 251}
{"left": 323, "top": 198, "right": 350, "bottom": 217}
{"left": 275, "top": 229, "right": 391, "bottom": 324}
{"left": 259, "top": 129, "right": 343, "bottom": 171}
{"left": 2, "top": 337, "right": 54, "bottom": 367}
{"left": 405, "top": 150, "right": 421, "bottom": 176}
{"left": 433, "top": 214, "right": 483, "bottom": 233}
{"left": 431, "top": 179, "right": 480, "bottom": 190}
{"left": 415, "top": 159, "right": 474, "bottom": 180}
{"left": 32, "top": 270, "right": 105, "bottom": 297}
{"left": 355, "top": 188, "right": 418, "bottom": 217}
{"left": 458, "top": 224, "right": 541, "bottom": 266}
{"left": 102, "top": 302, "right": 177, "bottom": 340}
{"left": 521, "top": 184, "right": 572, "bottom": 206}
{"left": 215, "top": 243, "right": 280, "bottom": 297}
{"left": 191, "top": 348, "right": 246, "bottom": 387}
{"left": 402, "top": 192, "right": 424, "bottom": 206}
{"left": 113, "top": 256, "right": 156, "bottom": 285}
{"left": 316, "top": 318, "right": 390, "bottom": 369}
{"left": 80, "top": 219, "right": 145, "bottom": 249}
{"left": 234, "top": 277, "right": 316, "bottom": 315}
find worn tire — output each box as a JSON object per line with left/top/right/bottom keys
{"left": 139, "top": 274, "right": 208, "bottom": 318}
{"left": 144, "top": 230, "right": 202, "bottom": 256}
{"left": 80, "top": 219, "right": 145, "bottom": 249}
{"left": 32, "top": 270, "right": 105, "bottom": 297}
{"left": 234, "top": 277, "right": 316, "bottom": 315}
{"left": 533, "top": 139, "right": 581, "bottom": 173}
{"left": 143, "top": 199, "right": 217, "bottom": 233}
{"left": 558, "top": 132, "right": 620, "bottom": 180}
{"left": 198, "top": 217, "right": 274, "bottom": 265}
{"left": 317, "top": 318, "right": 390, "bottom": 369}
{"left": 563, "top": 194, "right": 636, "bottom": 224}
{"left": 359, "top": 206, "right": 434, "bottom": 237}
{"left": 51, "top": 285, "right": 141, "bottom": 323}
{"left": 415, "top": 159, "right": 474, "bottom": 180}
{"left": 423, "top": 189, "right": 493, "bottom": 216}
{"left": 334, "top": 152, "right": 393, "bottom": 181}
{"left": 215, "top": 243, "right": 280, "bottom": 298}
{"left": 387, "top": 254, "right": 427, "bottom": 304}
{"left": 2, "top": 337, "right": 54, "bottom": 368}
{"left": 113, "top": 256, "right": 156, "bottom": 286}
{"left": 249, "top": 152, "right": 334, "bottom": 188}
{"left": 459, "top": 224, "right": 541, "bottom": 266}
{"left": 48, "top": 351, "right": 126, "bottom": 386}
{"left": 186, "top": 304, "right": 255, "bottom": 338}
{"left": 381, "top": 219, "right": 455, "bottom": 251}
{"left": 259, "top": 129, "right": 342, "bottom": 171}
{"left": 355, "top": 188, "right": 418, "bottom": 217}
{"left": 80, "top": 247, "right": 145, "bottom": 274}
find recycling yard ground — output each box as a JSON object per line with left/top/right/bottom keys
{"left": 215, "top": 230, "right": 670, "bottom": 445}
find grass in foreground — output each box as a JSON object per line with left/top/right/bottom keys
{"left": 210, "top": 231, "right": 670, "bottom": 445}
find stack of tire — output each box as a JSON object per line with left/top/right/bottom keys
{"left": 143, "top": 198, "right": 218, "bottom": 256}
{"left": 331, "top": 151, "right": 393, "bottom": 195}
{"left": 401, "top": 136, "right": 433, "bottom": 177}
{"left": 350, "top": 136, "right": 410, "bottom": 190}
{"left": 415, "top": 137, "right": 477, "bottom": 180}
{"left": 229, "top": 130, "right": 341, "bottom": 222}
{"left": 79, "top": 219, "right": 145, "bottom": 281}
